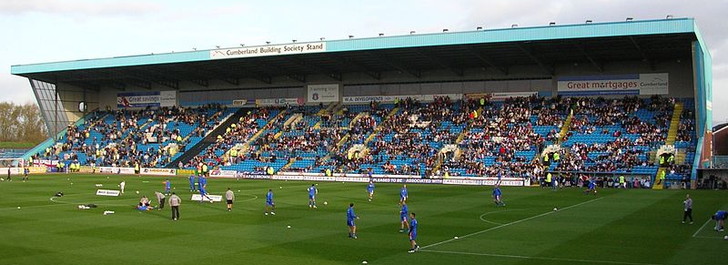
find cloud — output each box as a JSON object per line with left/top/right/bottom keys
{"left": 0, "top": 0, "right": 161, "bottom": 16}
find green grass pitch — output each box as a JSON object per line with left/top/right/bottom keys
{"left": 0, "top": 174, "right": 726, "bottom": 265}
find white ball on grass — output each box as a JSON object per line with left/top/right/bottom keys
{"left": 17, "top": 206, "right": 21, "bottom": 209}
{"left": 287, "top": 225, "right": 291, "bottom": 229}
{"left": 724, "top": 235, "right": 728, "bottom": 240}
{"left": 553, "top": 207, "right": 558, "bottom": 211}
{"left": 454, "top": 236, "right": 459, "bottom": 239}
{"left": 324, "top": 201, "right": 328, "bottom": 205}
{"left": 362, "top": 261, "right": 368, "bottom": 264}
{"left": 136, "top": 191, "right": 140, "bottom": 194}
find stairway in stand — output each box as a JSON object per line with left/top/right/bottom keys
{"left": 654, "top": 102, "right": 683, "bottom": 190}
{"left": 165, "top": 108, "right": 248, "bottom": 168}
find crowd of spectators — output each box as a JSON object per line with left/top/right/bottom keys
{"left": 185, "top": 107, "right": 273, "bottom": 168}
{"left": 35, "top": 105, "right": 227, "bottom": 168}
{"left": 444, "top": 96, "right": 545, "bottom": 178}
{"left": 31, "top": 93, "right": 700, "bottom": 182}
{"left": 555, "top": 138, "right": 651, "bottom": 173}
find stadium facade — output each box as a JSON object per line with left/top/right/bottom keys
{"left": 10, "top": 18, "right": 713, "bottom": 182}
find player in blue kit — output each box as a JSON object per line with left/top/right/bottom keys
{"left": 408, "top": 212, "right": 420, "bottom": 253}
{"left": 713, "top": 210, "right": 727, "bottom": 231}
{"left": 308, "top": 184, "right": 318, "bottom": 209}
{"left": 584, "top": 177, "right": 597, "bottom": 195}
{"left": 163, "top": 179, "right": 171, "bottom": 195}
{"left": 198, "top": 176, "right": 213, "bottom": 203}
{"left": 400, "top": 184, "right": 409, "bottom": 204}
{"left": 492, "top": 185, "right": 505, "bottom": 207}
{"left": 188, "top": 175, "right": 196, "bottom": 192}
{"left": 399, "top": 202, "right": 410, "bottom": 232}
{"left": 347, "top": 203, "right": 359, "bottom": 239}
{"left": 265, "top": 189, "right": 275, "bottom": 215}
{"left": 366, "top": 181, "right": 375, "bottom": 201}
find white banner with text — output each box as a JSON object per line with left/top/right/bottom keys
{"left": 342, "top": 93, "right": 462, "bottom": 104}
{"left": 95, "top": 189, "right": 121, "bottom": 197}
{"left": 307, "top": 84, "right": 340, "bottom": 103}
{"left": 557, "top": 73, "right": 668, "bottom": 96}
{"left": 191, "top": 194, "right": 223, "bottom": 202}
{"left": 140, "top": 168, "right": 177, "bottom": 176}
{"left": 210, "top": 42, "right": 326, "bottom": 60}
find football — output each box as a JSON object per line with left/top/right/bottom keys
{"left": 324, "top": 201, "right": 328, "bottom": 205}
{"left": 553, "top": 208, "right": 558, "bottom": 211}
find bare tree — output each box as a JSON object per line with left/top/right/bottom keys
{"left": 0, "top": 102, "right": 48, "bottom": 143}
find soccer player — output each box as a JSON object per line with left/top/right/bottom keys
{"left": 400, "top": 184, "right": 409, "bottom": 204}
{"left": 265, "top": 189, "right": 275, "bottom": 215}
{"left": 584, "top": 177, "right": 597, "bottom": 195}
{"left": 308, "top": 184, "right": 318, "bottom": 208}
{"left": 712, "top": 210, "right": 726, "bottom": 231}
{"left": 154, "top": 191, "right": 166, "bottom": 210}
{"left": 399, "top": 202, "right": 410, "bottom": 232}
{"left": 188, "top": 175, "right": 196, "bottom": 192}
{"left": 492, "top": 185, "right": 505, "bottom": 206}
{"left": 169, "top": 192, "right": 181, "bottom": 221}
{"left": 682, "top": 194, "right": 693, "bottom": 224}
{"left": 225, "top": 187, "right": 235, "bottom": 211}
{"left": 22, "top": 167, "right": 29, "bottom": 181}
{"left": 198, "top": 176, "right": 213, "bottom": 203}
{"left": 163, "top": 179, "right": 171, "bottom": 195}
{"left": 119, "top": 180, "right": 126, "bottom": 194}
{"left": 347, "top": 203, "right": 359, "bottom": 239}
{"left": 366, "top": 181, "right": 375, "bottom": 201}
{"left": 408, "top": 212, "right": 420, "bottom": 253}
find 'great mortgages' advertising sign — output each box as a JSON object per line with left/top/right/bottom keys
{"left": 117, "top": 91, "right": 177, "bottom": 108}
{"left": 557, "top": 73, "right": 668, "bottom": 96}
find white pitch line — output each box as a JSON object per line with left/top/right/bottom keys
{"left": 478, "top": 209, "right": 524, "bottom": 225}
{"left": 421, "top": 197, "right": 604, "bottom": 250}
{"left": 692, "top": 218, "right": 713, "bottom": 238}
{"left": 420, "top": 249, "right": 663, "bottom": 265}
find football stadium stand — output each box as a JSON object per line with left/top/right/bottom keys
{"left": 11, "top": 18, "right": 713, "bottom": 188}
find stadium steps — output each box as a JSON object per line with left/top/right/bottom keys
{"left": 283, "top": 113, "right": 303, "bottom": 129}
{"left": 434, "top": 107, "right": 481, "bottom": 173}
{"left": 138, "top": 118, "right": 155, "bottom": 130}
{"left": 653, "top": 102, "right": 683, "bottom": 189}
{"left": 240, "top": 110, "right": 288, "bottom": 154}
{"left": 364, "top": 107, "right": 399, "bottom": 144}
{"left": 676, "top": 150, "right": 687, "bottom": 164}
{"left": 653, "top": 167, "right": 667, "bottom": 190}
{"left": 557, "top": 110, "right": 574, "bottom": 144}
{"left": 279, "top": 157, "right": 296, "bottom": 171}
{"left": 165, "top": 108, "right": 248, "bottom": 168}
{"left": 313, "top": 103, "right": 339, "bottom": 129}
{"left": 665, "top": 102, "right": 684, "bottom": 146}
{"left": 348, "top": 112, "right": 367, "bottom": 130}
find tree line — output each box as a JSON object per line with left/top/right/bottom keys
{"left": 0, "top": 102, "right": 47, "bottom": 144}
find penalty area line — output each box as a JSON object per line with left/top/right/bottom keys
{"left": 421, "top": 196, "right": 604, "bottom": 250}
{"left": 420, "top": 249, "right": 663, "bottom": 265}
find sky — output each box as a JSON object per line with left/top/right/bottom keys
{"left": 1, "top": 0, "right": 726, "bottom": 124}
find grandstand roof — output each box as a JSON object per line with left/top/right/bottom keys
{"left": 11, "top": 18, "right": 703, "bottom": 89}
